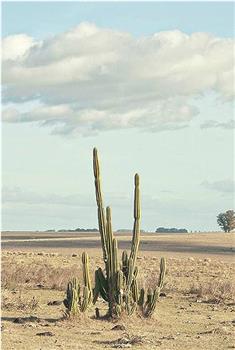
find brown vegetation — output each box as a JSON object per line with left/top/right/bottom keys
{"left": 1, "top": 239, "right": 235, "bottom": 349}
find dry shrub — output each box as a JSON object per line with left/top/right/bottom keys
{"left": 1, "top": 260, "right": 82, "bottom": 291}
{"left": 189, "top": 278, "right": 235, "bottom": 303}
{"left": 137, "top": 261, "right": 169, "bottom": 292}
{"left": 2, "top": 293, "right": 39, "bottom": 311}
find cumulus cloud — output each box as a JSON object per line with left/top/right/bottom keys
{"left": 2, "top": 34, "right": 37, "bottom": 61}
{"left": 2, "top": 23, "right": 234, "bottom": 135}
{"left": 201, "top": 179, "right": 235, "bottom": 193}
{"left": 200, "top": 119, "right": 235, "bottom": 130}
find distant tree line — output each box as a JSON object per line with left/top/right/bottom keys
{"left": 116, "top": 229, "right": 146, "bottom": 233}
{"left": 75, "top": 228, "right": 98, "bottom": 232}
{"left": 46, "top": 228, "right": 98, "bottom": 232}
{"left": 155, "top": 227, "right": 188, "bottom": 233}
{"left": 43, "top": 210, "right": 235, "bottom": 234}
{"left": 46, "top": 228, "right": 147, "bottom": 233}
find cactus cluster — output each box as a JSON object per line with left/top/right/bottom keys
{"left": 92, "top": 148, "right": 166, "bottom": 317}
{"left": 63, "top": 252, "right": 93, "bottom": 316}
{"left": 64, "top": 148, "right": 166, "bottom": 318}
{"left": 138, "top": 257, "right": 166, "bottom": 317}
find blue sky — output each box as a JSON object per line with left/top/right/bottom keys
{"left": 2, "top": 2, "right": 234, "bottom": 38}
{"left": 2, "top": 2, "right": 234, "bottom": 231}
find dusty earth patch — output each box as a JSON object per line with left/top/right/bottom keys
{"left": 1, "top": 232, "right": 235, "bottom": 349}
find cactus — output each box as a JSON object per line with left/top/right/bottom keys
{"left": 64, "top": 148, "right": 166, "bottom": 319}
{"left": 63, "top": 277, "right": 80, "bottom": 316}
{"left": 63, "top": 252, "right": 93, "bottom": 316}
{"left": 92, "top": 148, "right": 166, "bottom": 318}
{"left": 137, "top": 257, "right": 166, "bottom": 317}
{"left": 93, "top": 148, "right": 108, "bottom": 264}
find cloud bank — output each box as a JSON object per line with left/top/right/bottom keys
{"left": 2, "top": 23, "right": 234, "bottom": 135}
{"left": 201, "top": 179, "right": 235, "bottom": 194}
{"left": 200, "top": 119, "right": 235, "bottom": 130}
{"left": 2, "top": 186, "right": 159, "bottom": 209}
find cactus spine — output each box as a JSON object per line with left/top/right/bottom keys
{"left": 64, "top": 252, "right": 92, "bottom": 316}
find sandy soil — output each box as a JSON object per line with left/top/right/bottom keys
{"left": 2, "top": 231, "right": 235, "bottom": 260}
{"left": 1, "top": 231, "right": 235, "bottom": 349}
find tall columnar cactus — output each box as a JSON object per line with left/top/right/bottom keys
{"left": 64, "top": 252, "right": 93, "bottom": 316}
{"left": 92, "top": 148, "right": 166, "bottom": 318}
{"left": 93, "top": 148, "right": 108, "bottom": 264}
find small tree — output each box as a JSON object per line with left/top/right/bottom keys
{"left": 217, "top": 210, "right": 235, "bottom": 232}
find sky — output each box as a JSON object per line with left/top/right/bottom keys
{"left": 2, "top": 1, "right": 235, "bottom": 232}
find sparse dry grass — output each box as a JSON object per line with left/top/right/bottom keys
{"left": 2, "top": 251, "right": 234, "bottom": 303}
{"left": 188, "top": 278, "right": 235, "bottom": 303}
{"left": 1, "top": 233, "right": 235, "bottom": 350}
{"left": 1, "top": 257, "right": 83, "bottom": 291}
{"left": 2, "top": 293, "right": 39, "bottom": 312}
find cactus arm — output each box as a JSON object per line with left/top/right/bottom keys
{"left": 93, "top": 269, "right": 100, "bottom": 304}
{"left": 158, "top": 257, "right": 166, "bottom": 290}
{"left": 145, "top": 288, "right": 159, "bottom": 317}
{"left": 112, "top": 238, "right": 118, "bottom": 277}
{"left": 106, "top": 206, "right": 114, "bottom": 282}
{"left": 131, "top": 277, "right": 139, "bottom": 303}
{"left": 143, "top": 258, "right": 166, "bottom": 317}
{"left": 116, "top": 270, "right": 124, "bottom": 304}
{"left": 130, "top": 174, "right": 140, "bottom": 268}
{"left": 126, "top": 257, "right": 134, "bottom": 290}
{"left": 82, "top": 252, "right": 92, "bottom": 291}
{"left": 81, "top": 252, "right": 93, "bottom": 311}
{"left": 71, "top": 288, "right": 79, "bottom": 315}
{"left": 138, "top": 288, "right": 145, "bottom": 307}
{"left": 80, "top": 286, "right": 89, "bottom": 312}
{"left": 96, "top": 267, "right": 109, "bottom": 302}
{"left": 121, "top": 250, "right": 128, "bottom": 278}
{"left": 93, "top": 148, "right": 108, "bottom": 263}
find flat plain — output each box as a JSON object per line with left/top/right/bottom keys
{"left": 1, "top": 231, "right": 235, "bottom": 350}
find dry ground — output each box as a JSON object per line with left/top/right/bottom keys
{"left": 1, "top": 232, "right": 235, "bottom": 350}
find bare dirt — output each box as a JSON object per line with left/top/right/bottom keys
{"left": 1, "top": 231, "right": 235, "bottom": 350}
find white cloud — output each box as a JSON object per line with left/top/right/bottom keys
{"left": 1, "top": 186, "right": 160, "bottom": 210}
{"left": 2, "top": 99, "right": 198, "bottom": 135}
{"left": 2, "top": 34, "right": 37, "bottom": 61}
{"left": 200, "top": 119, "right": 235, "bottom": 130}
{"left": 201, "top": 179, "right": 235, "bottom": 193}
{"left": 2, "top": 23, "right": 234, "bottom": 135}
{"left": 2, "top": 187, "right": 93, "bottom": 207}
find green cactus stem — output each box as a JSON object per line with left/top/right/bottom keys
{"left": 93, "top": 148, "right": 108, "bottom": 264}
{"left": 141, "top": 257, "right": 166, "bottom": 317}
{"left": 130, "top": 174, "right": 140, "bottom": 268}
{"left": 92, "top": 148, "right": 166, "bottom": 318}
{"left": 64, "top": 252, "right": 93, "bottom": 316}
